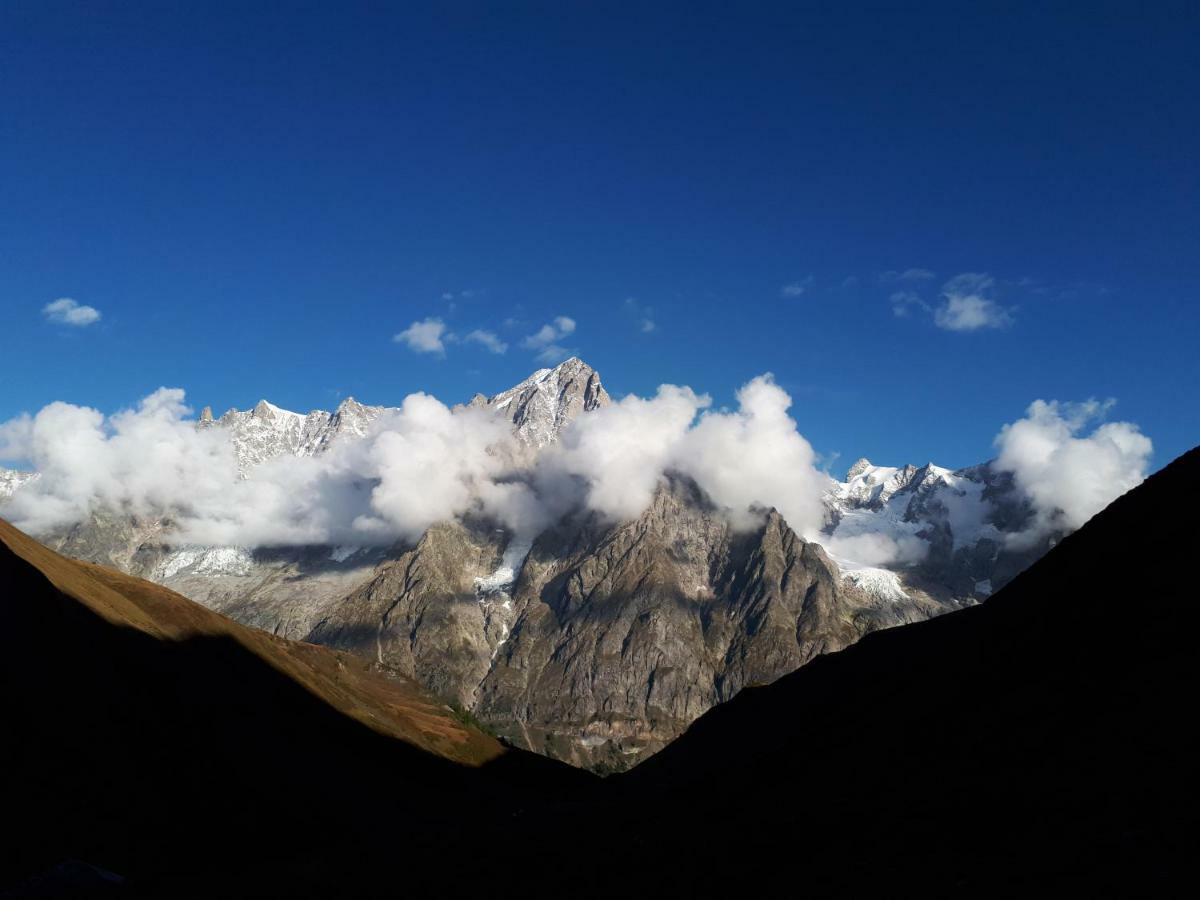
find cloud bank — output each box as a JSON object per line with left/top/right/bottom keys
{"left": 0, "top": 375, "right": 828, "bottom": 548}
{"left": 0, "top": 380, "right": 1153, "bottom": 565}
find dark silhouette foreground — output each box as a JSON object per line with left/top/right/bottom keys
{"left": 3, "top": 446, "right": 1196, "bottom": 896}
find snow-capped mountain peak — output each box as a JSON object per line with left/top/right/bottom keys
{"left": 0, "top": 468, "right": 39, "bottom": 501}
{"left": 467, "top": 356, "right": 610, "bottom": 447}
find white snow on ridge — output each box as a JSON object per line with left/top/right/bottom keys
{"left": 157, "top": 546, "right": 255, "bottom": 579}
{"left": 0, "top": 468, "right": 39, "bottom": 502}
{"left": 839, "top": 565, "right": 910, "bottom": 602}
{"left": 476, "top": 535, "right": 534, "bottom": 594}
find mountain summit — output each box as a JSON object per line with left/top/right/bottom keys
{"left": 466, "top": 356, "right": 610, "bottom": 447}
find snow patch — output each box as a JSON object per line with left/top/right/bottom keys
{"left": 158, "top": 546, "right": 255, "bottom": 579}
{"left": 840, "top": 565, "right": 910, "bottom": 602}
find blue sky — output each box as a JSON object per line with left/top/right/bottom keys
{"left": 1, "top": 1, "right": 1196, "bottom": 471}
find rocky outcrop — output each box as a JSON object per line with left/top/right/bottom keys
{"left": 308, "top": 476, "right": 961, "bottom": 769}
{"left": 466, "top": 356, "right": 610, "bottom": 447}
{"left": 198, "top": 396, "right": 390, "bottom": 474}
{"left": 13, "top": 357, "right": 1042, "bottom": 770}
{"left": 0, "top": 467, "right": 38, "bottom": 501}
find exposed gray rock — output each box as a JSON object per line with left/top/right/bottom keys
{"left": 308, "top": 476, "right": 961, "bottom": 769}
{"left": 20, "top": 357, "right": 1051, "bottom": 771}
{"left": 466, "top": 356, "right": 610, "bottom": 448}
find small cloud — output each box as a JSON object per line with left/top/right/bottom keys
{"left": 890, "top": 291, "right": 930, "bottom": 318}
{"left": 780, "top": 276, "right": 814, "bottom": 297}
{"left": 840, "top": 275, "right": 860, "bottom": 289}
{"left": 464, "top": 329, "right": 508, "bottom": 354}
{"left": 880, "top": 268, "right": 936, "bottom": 283}
{"left": 521, "top": 316, "right": 577, "bottom": 362}
{"left": 393, "top": 317, "right": 449, "bottom": 355}
{"left": 43, "top": 298, "right": 101, "bottom": 327}
{"left": 624, "top": 297, "right": 657, "bottom": 334}
{"left": 934, "top": 273, "right": 1014, "bottom": 332}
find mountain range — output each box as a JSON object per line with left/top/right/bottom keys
{"left": 0, "top": 358, "right": 1067, "bottom": 769}
{"left": 3, "top": 441, "right": 1193, "bottom": 894}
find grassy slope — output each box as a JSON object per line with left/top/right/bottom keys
{"left": 0, "top": 518, "right": 501, "bottom": 767}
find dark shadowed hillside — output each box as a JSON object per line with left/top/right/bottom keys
{"left": 0, "top": 519, "right": 588, "bottom": 896}
{"left": 610, "top": 446, "right": 1199, "bottom": 890}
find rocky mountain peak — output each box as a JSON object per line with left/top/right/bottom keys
{"left": 199, "top": 406, "right": 214, "bottom": 424}
{"left": 252, "top": 399, "right": 280, "bottom": 419}
{"left": 0, "top": 468, "right": 39, "bottom": 501}
{"left": 470, "top": 356, "right": 611, "bottom": 448}
{"left": 846, "top": 458, "right": 874, "bottom": 481}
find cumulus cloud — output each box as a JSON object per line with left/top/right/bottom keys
{"left": 934, "top": 273, "right": 1014, "bottom": 331}
{"left": 0, "top": 389, "right": 236, "bottom": 536}
{"left": 464, "top": 329, "right": 508, "bottom": 354}
{"left": 521, "top": 316, "right": 576, "bottom": 363}
{"left": 674, "top": 376, "right": 826, "bottom": 534}
{"left": 538, "top": 385, "right": 709, "bottom": 522}
{"left": 0, "top": 374, "right": 837, "bottom": 549}
{"left": 43, "top": 298, "right": 101, "bottom": 327}
{"left": 994, "top": 399, "right": 1152, "bottom": 545}
{"left": 0, "top": 413, "right": 33, "bottom": 460}
{"left": 1, "top": 378, "right": 1153, "bottom": 567}
{"left": 394, "top": 318, "right": 449, "bottom": 355}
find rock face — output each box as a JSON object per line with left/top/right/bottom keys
{"left": 466, "top": 356, "right": 610, "bottom": 448}
{"left": 7, "top": 356, "right": 1052, "bottom": 770}
{"left": 200, "top": 396, "right": 390, "bottom": 474}
{"left": 822, "top": 457, "right": 1052, "bottom": 603}
{"left": 309, "top": 476, "right": 960, "bottom": 768}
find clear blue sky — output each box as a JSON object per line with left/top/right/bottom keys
{"left": 1, "top": 1, "right": 1196, "bottom": 471}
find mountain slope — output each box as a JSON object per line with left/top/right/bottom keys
{"left": 308, "top": 475, "right": 962, "bottom": 767}
{"left": 0, "top": 518, "right": 583, "bottom": 892}
{"left": 5, "top": 358, "right": 1074, "bottom": 770}
{"left": 610, "top": 445, "right": 1199, "bottom": 889}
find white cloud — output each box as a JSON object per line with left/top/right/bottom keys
{"left": 0, "top": 413, "right": 34, "bottom": 460}
{"left": 0, "top": 373, "right": 839, "bottom": 549}
{"left": 781, "top": 276, "right": 814, "bottom": 297}
{"left": 394, "top": 317, "right": 449, "bottom": 355}
{"left": 0, "top": 376, "right": 1158, "bottom": 580}
{"left": 43, "top": 298, "right": 101, "bottom": 327}
{"left": 521, "top": 316, "right": 577, "bottom": 362}
{"left": 675, "top": 375, "right": 827, "bottom": 534}
{"left": 538, "top": 385, "right": 708, "bottom": 523}
{"left": 624, "top": 297, "right": 657, "bottom": 334}
{"left": 890, "top": 291, "right": 929, "bottom": 318}
{"left": 934, "top": 273, "right": 1014, "bottom": 331}
{"left": 464, "top": 329, "right": 508, "bottom": 354}
{"left": 994, "top": 398, "right": 1152, "bottom": 545}
{"left": 823, "top": 531, "right": 929, "bottom": 568}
